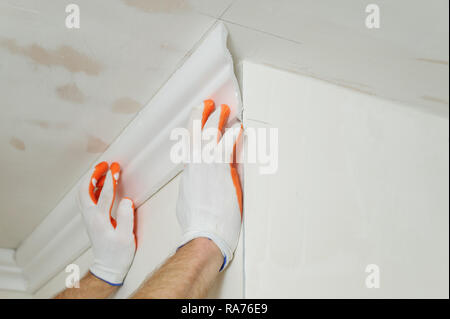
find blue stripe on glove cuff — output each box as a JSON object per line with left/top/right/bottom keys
{"left": 90, "top": 271, "right": 123, "bottom": 286}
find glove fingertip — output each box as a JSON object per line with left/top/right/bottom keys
{"left": 119, "top": 197, "right": 134, "bottom": 211}
{"left": 201, "top": 99, "right": 216, "bottom": 129}
{"left": 110, "top": 162, "right": 121, "bottom": 182}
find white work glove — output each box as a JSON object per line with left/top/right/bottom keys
{"left": 177, "top": 99, "right": 243, "bottom": 270}
{"left": 77, "top": 161, "right": 137, "bottom": 285}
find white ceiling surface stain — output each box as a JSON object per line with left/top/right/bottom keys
{"left": 0, "top": 0, "right": 234, "bottom": 248}
{"left": 0, "top": 0, "right": 448, "bottom": 248}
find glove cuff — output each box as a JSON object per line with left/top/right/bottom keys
{"left": 90, "top": 263, "right": 126, "bottom": 286}
{"left": 179, "top": 231, "right": 233, "bottom": 271}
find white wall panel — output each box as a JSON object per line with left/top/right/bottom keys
{"left": 243, "top": 62, "right": 449, "bottom": 298}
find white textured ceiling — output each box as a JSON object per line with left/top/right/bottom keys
{"left": 0, "top": 0, "right": 234, "bottom": 248}
{"left": 0, "top": 0, "right": 448, "bottom": 248}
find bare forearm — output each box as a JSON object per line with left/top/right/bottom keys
{"left": 132, "top": 237, "right": 223, "bottom": 299}
{"left": 54, "top": 272, "right": 118, "bottom": 299}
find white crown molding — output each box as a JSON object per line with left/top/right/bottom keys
{"left": 0, "top": 249, "right": 27, "bottom": 291}
{"left": 0, "top": 22, "right": 241, "bottom": 293}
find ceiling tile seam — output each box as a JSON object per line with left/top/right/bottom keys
{"left": 0, "top": 2, "right": 41, "bottom": 15}
{"left": 192, "top": 1, "right": 238, "bottom": 20}
{"left": 219, "top": 0, "right": 239, "bottom": 19}
{"left": 219, "top": 18, "right": 304, "bottom": 46}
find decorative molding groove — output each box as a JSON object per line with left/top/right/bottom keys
{"left": 0, "top": 249, "right": 27, "bottom": 291}
{"left": 0, "top": 22, "right": 241, "bottom": 293}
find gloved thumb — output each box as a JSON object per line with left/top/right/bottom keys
{"left": 116, "top": 198, "right": 136, "bottom": 245}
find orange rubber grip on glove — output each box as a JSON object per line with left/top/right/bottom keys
{"left": 78, "top": 161, "right": 138, "bottom": 285}
{"left": 176, "top": 99, "right": 244, "bottom": 271}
